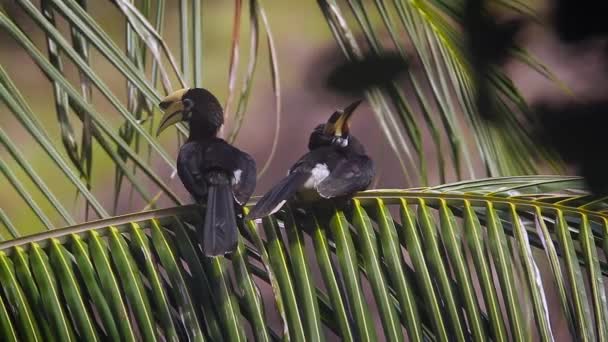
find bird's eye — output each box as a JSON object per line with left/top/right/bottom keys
{"left": 182, "top": 99, "right": 194, "bottom": 120}
{"left": 183, "top": 98, "right": 194, "bottom": 111}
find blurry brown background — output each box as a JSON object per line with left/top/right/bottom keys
{"left": 2, "top": 2, "right": 606, "bottom": 340}
{"left": 0, "top": 0, "right": 603, "bottom": 233}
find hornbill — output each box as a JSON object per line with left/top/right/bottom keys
{"left": 157, "top": 88, "right": 256, "bottom": 256}
{"left": 247, "top": 100, "right": 374, "bottom": 220}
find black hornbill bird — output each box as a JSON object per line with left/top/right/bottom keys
{"left": 247, "top": 100, "right": 374, "bottom": 220}
{"left": 157, "top": 88, "right": 256, "bottom": 256}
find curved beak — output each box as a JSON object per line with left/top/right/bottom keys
{"left": 323, "top": 99, "right": 362, "bottom": 136}
{"left": 156, "top": 88, "right": 189, "bottom": 136}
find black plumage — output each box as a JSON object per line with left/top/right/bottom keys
{"left": 247, "top": 100, "right": 374, "bottom": 220}
{"left": 157, "top": 88, "right": 256, "bottom": 256}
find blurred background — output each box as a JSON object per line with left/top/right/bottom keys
{"left": 0, "top": 0, "right": 603, "bottom": 234}
{"left": 3, "top": 2, "right": 608, "bottom": 340}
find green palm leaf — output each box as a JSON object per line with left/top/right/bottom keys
{"left": 318, "top": 0, "right": 565, "bottom": 183}
{"left": 0, "top": 177, "right": 603, "bottom": 339}
{"left": 0, "top": 0, "right": 278, "bottom": 227}
{"left": 0, "top": 1, "right": 593, "bottom": 341}
{"left": 0, "top": 0, "right": 564, "bottom": 232}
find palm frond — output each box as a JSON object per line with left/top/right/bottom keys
{"left": 0, "top": 177, "right": 604, "bottom": 340}
{"left": 0, "top": 2, "right": 590, "bottom": 339}
{"left": 318, "top": 0, "right": 565, "bottom": 184}
{"left": 1, "top": 1, "right": 278, "bottom": 230}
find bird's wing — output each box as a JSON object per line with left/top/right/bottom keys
{"left": 246, "top": 150, "right": 322, "bottom": 220}
{"left": 232, "top": 151, "right": 257, "bottom": 205}
{"left": 199, "top": 139, "right": 257, "bottom": 205}
{"left": 246, "top": 171, "right": 310, "bottom": 220}
{"left": 177, "top": 142, "right": 208, "bottom": 201}
{"left": 202, "top": 180, "right": 238, "bottom": 256}
{"left": 316, "top": 155, "right": 374, "bottom": 198}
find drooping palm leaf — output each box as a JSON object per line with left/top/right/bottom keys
{"left": 0, "top": 2, "right": 589, "bottom": 340}
{"left": 0, "top": 0, "right": 279, "bottom": 229}
{"left": 0, "top": 177, "right": 604, "bottom": 340}
{"left": 317, "top": 0, "right": 565, "bottom": 184}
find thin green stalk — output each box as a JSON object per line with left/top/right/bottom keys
{"left": 0, "top": 158, "right": 53, "bottom": 230}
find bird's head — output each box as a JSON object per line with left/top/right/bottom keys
{"left": 308, "top": 100, "right": 362, "bottom": 150}
{"left": 156, "top": 88, "right": 224, "bottom": 139}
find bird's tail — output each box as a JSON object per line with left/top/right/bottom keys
{"left": 201, "top": 177, "right": 238, "bottom": 256}
{"left": 246, "top": 172, "right": 310, "bottom": 220}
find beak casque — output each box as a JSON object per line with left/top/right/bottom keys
{"left": 156, "top": 88, "right": 189, "bottom": 136}
{"left": 324, "top": 99, "right": 362, "bottom": 136}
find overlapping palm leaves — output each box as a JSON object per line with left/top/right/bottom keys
{"left": 0, "top": 0, "right": 278, "bottom": 229}
{"left": 0, "top": 1, "right": 600, "bottom": 341}
{"left": 318, "top": 0, "right": 565, "bottom": 184}
{"left": 1, "top": 0, "right": 565, "bottom": 230}
{"left": 0, "top": 177, "right": 604, "bottom": 340}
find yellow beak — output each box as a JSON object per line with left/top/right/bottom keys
{"left": 324, "top": 99, "right": 362, "bottom": 136}
{"left": 156, "top": 88, "right": 189, "bottom": 136}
